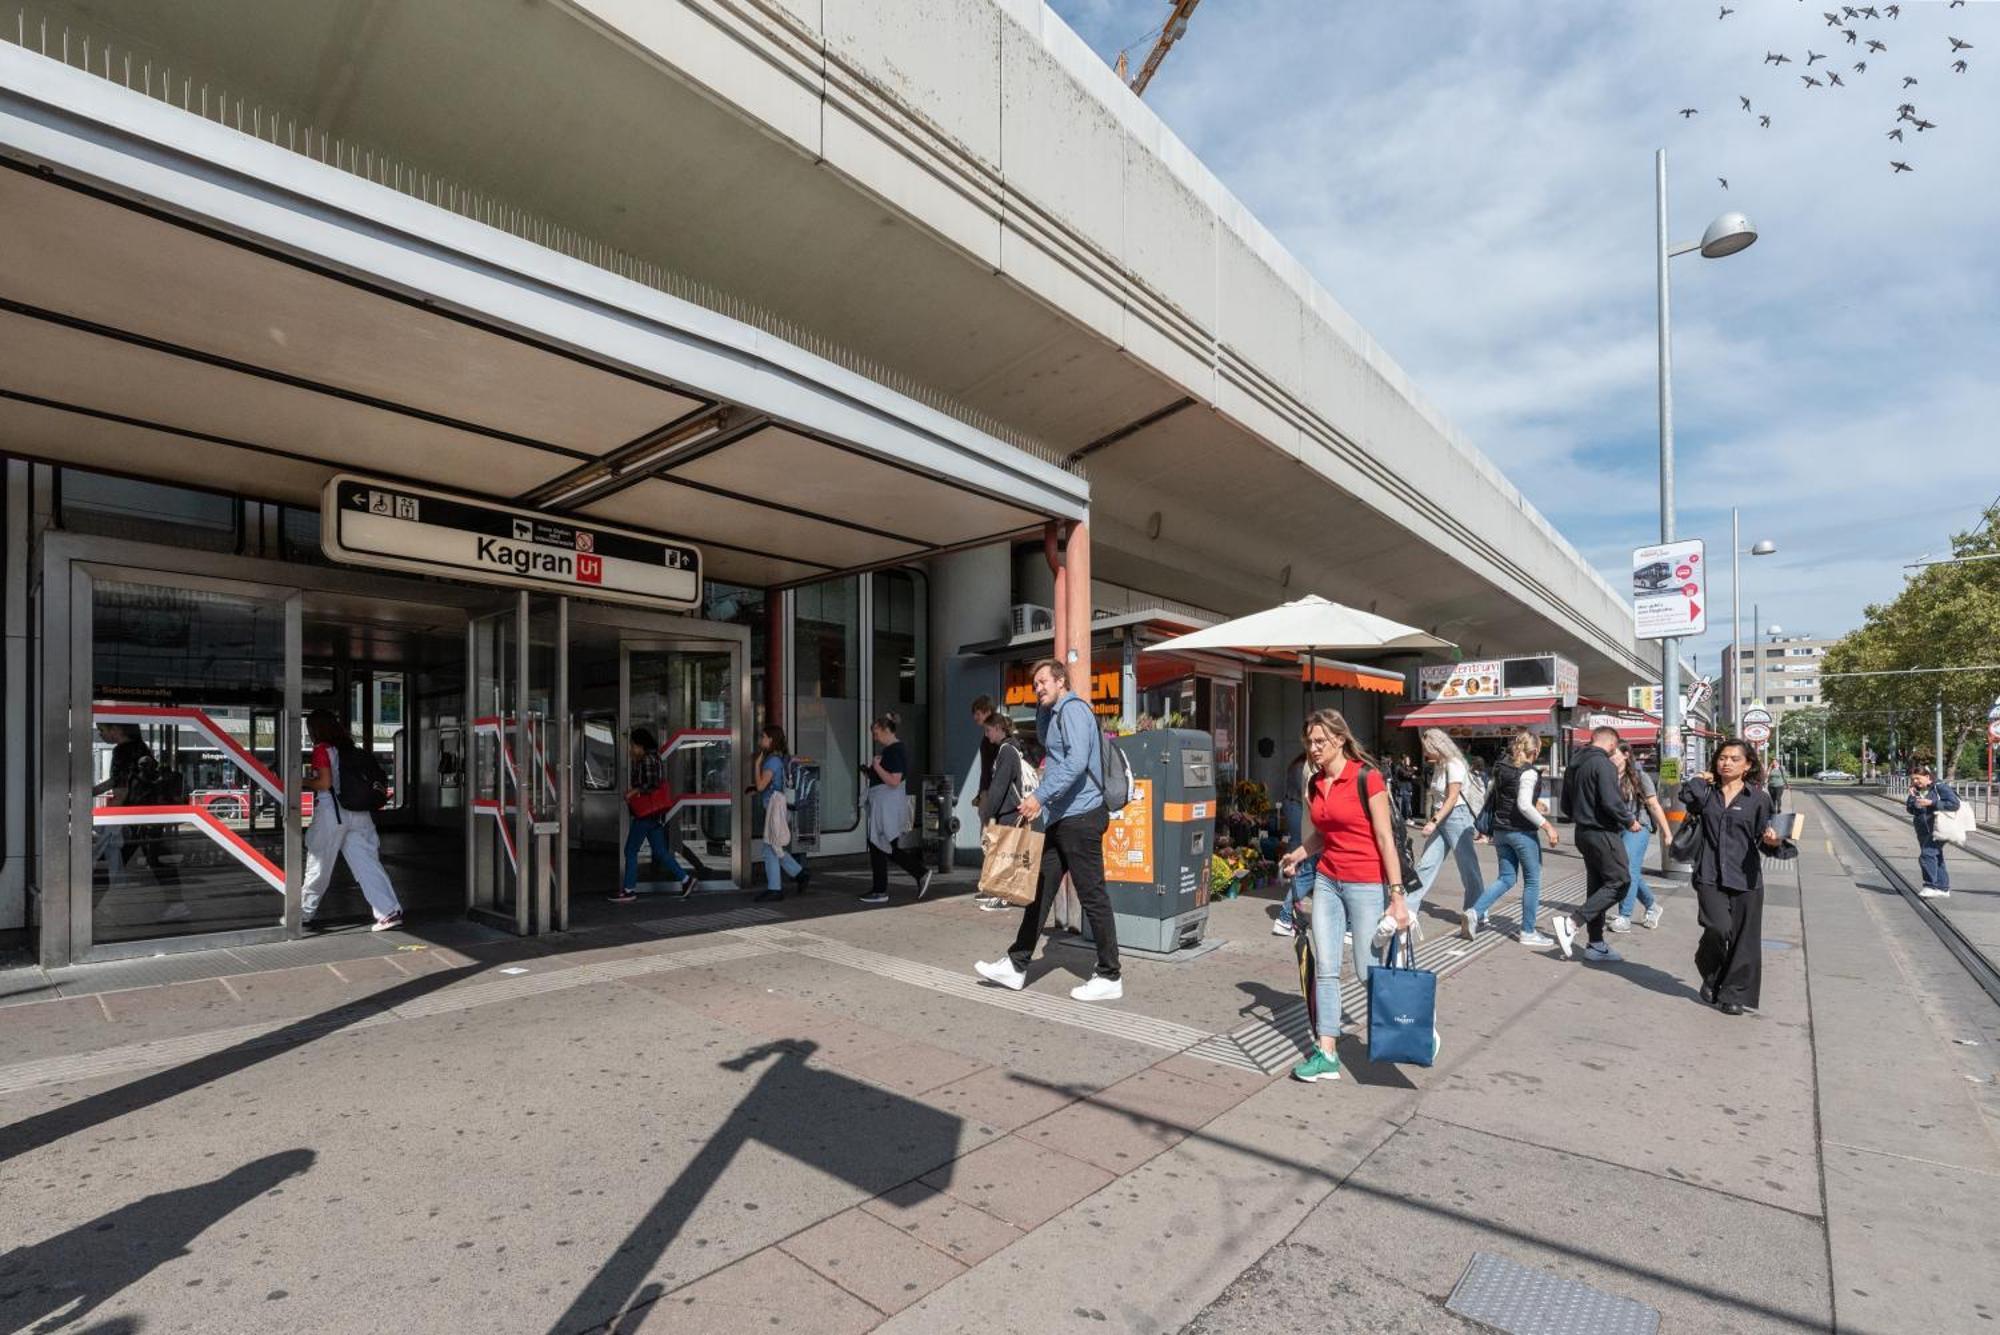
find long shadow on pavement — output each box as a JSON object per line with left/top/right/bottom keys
{"left": 0, "top": 1148, "right": 315, "bottom": 1334}
{"left": 1001, "top": 1071, "right": 1832, "bottom": 1332}
{"left": 552, "top": 1039, "right": 963, "bottom": 1335}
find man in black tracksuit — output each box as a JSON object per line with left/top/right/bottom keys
{"left": 1556, "top": 726, "right": 1638, "bottom": 962}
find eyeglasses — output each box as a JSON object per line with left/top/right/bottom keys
{"left": 1306, "top": 736, "right": 1339, "bottom": 750}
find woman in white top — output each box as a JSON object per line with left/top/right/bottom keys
{"left": 1460, "top": 729, "right": 1560, "bottom": 943}
{"left": 1407, "top": 729, "right": 1485, "bottom": 921}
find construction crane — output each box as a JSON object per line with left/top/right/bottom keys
{"left": 1117, "top": 0, "right": 1202, "bottom": 97}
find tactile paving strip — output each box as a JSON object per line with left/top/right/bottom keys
{"left": 1446, "top": 1251, "right": 1659, "bottom": 1335}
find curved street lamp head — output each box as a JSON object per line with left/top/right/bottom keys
{"left": 1751, "top": 539, "right": 1778, "bottom": 556}
{"left": 1767, "top": 624, "right": 1784, "bottom": 636}
{"left": 1699, "top": 212, "right": 1758, "bottom": 258}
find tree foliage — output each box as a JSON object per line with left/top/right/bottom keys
{"left": 1821, "top": 504, "right": 2000, "bottom": 777}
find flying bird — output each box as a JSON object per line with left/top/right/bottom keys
{"left": 1842, "top": 5, "right": 1858, "bottom": 17}
{"left": 1890, "top": 161, "right": 1911, "bottom": 172}
{"left": 1758, "top": 114, "right": 1771, "bottom": 127}
{"left": 1954, "top": 59, "right": 1969, "bottom": 73}
{"left": 1903, "top": 76, "right": 1918, "bottom": 87}
{"left": 1887, "top": 127, "right": 1903, "bottom": 140}
{"left": 1842, "top": 28, "right": 1857, "bottom": 45}
{"left": 1860, "top": 6, "right": 1879, "bottom": 17}
{"left": 1897, "top": 101, "right": 1916, "bottom": 117}
{"left": 1767, "top": 51, "right": 1793, "bottom": 65}
{"left": 1886, "top": 5, "right": 1899, "bottom": 17}
{"left": 1802, "top": 74, "right": 1824, "bottom": 88}
{"left": 1828, "top": 71, "right": 1845, "bottom": 86}
{"left": 1679, "top": 107, "right": 1699, "bottom": 118}
{"left": 1823, "top": 10, "right": 1841, "bottom": 25}
{"left": 1949, "top": 37, "right": 1972, "bottom": 53}
{"left": 1806, "top": 50, "right": 1827, "bottom": 65}
{"left": 1718, "top": 4, "right": 1733, "bottom": 17}
{"left": 1854, "top": 62, "right": 1867, "bottom": 74}
{"left": 1866, "top": 39, "right": 1886, "bottom": 53}
{"left": 1914, "top": 118, "right": 1935, "bottom": 131}
{"left": 1740, "top": 95, "right": 1752, "bottom": 110}
{"left": 1718, "top": 178, "right": 1729, "bottom": 190}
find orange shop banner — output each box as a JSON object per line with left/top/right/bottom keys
{"left": 1003, "top": 659, "right": 1123, "bottom": 719}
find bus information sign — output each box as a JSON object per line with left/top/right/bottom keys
{"left": 1632, "top": 539, "right": 1707, "bottom": 640}
{"left": 322, "top": 475, "right": 702, "bottom": 610}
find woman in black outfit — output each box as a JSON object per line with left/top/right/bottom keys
{"left": 1679, "top": 738, "right": 1795, "bottom": 1015}
{"left": 972, "top": 712, "right": 1031, "bottom": 912}
{"left": 861, "top": 712, "right": 932, "bottom": 905}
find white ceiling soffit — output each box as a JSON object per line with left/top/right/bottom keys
{"left": 0, "top": 50, "right": 1089, "bottom": 537}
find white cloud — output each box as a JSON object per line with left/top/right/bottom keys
{"left": 1049, "top": 0, "right": 2000, "bottom": 672}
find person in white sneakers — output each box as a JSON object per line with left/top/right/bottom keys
{"left": 1608, "top": 742, "right": 1669, "bottom": 934}
{"left": 974, "top": 659, "right": 1122, "bottom": 1001}
{"left": 300, "top": 710, "right": 404, "bottom": 933}
{"left": 1549, "top": 726, "right": 1636, "bottom": 964}
{"left": 1906, "top": 766, "right": 1961, "bottom": 899}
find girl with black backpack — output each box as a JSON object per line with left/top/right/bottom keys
{"left": 301, "top": 709, "right": 404, "bottom": 932}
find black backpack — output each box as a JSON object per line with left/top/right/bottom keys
{"left": 1357, "top": 764, "right": 1424, "bottom": 897}
{"left": 334, "top": 744, "right": 391, "bottom": 812}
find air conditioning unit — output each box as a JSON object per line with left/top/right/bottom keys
{"left": 1010, "top": 603, "right": 1054, "bottom": 637}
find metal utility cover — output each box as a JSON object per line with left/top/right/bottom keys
{"left": 1446, "top": 1252, "right": 1659, "bottom": 1335}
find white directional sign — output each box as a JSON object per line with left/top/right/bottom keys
{"left": 1631, "top": 539, "right": 1707, "bottom": 640}
{"left": 322, "top": 475, "right": 702, "bottom": 610}
{"left": 1744, "top": 722, "right": 1772, "bottom": 744}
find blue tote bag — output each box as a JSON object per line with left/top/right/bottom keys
{"left": 1368, "top": 932, "right": 1439, "bottom": 1067}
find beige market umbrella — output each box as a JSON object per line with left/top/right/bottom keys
{"left": 1144, "top": 594, "right": 1454, "bottom": 706}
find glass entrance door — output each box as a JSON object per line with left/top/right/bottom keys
{"left": 467, "top": 594, "right": 567, "bottom": 934}
{"left": 621, "top": 641, "right": 744, "bottom": 890}
{"left": 76, "top": 568, "right": 299, "bottom": 955}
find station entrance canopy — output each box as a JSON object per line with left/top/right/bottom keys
{"left": 0, "top": 50, "right": 1089, "bottom": 585}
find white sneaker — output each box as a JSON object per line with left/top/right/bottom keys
{"left": 974, "top": 958, "right": 1027, "bottom": 990}
{"left": 157, "top": 902, "right": 193, "bottom": 922}
{"left": 1459, "top": 909, "right": 1479, "bottom": 941}
{"left": 1608, "top": 915, "right": 1633, "bottom": 934}
{"left": 1271, "top": 920, "right": 1296, "bottom": 937}
{"left": 1918, "top": 887, "right": 1950, "bottom": 900}
{"left": 1643, "top": 905, "right": 1665, "bottom": 929}
{"left": 1552, "top": 914, "right": 1576, "bottom": 959}
{"left": 1070, "top": 975, "right": 1123, "bottom": 1002}
{"left": 917, "top": 870, "right": 935, "bottom": 901}
{"left": 371, "top": 913, "right": 404, "bottom": 933}
{"left": 1582, "top": 941, "right": 1623, "bottom": 963}
{"left": 978, "top": 898, "right": 1012, "bottom": 912}
{"left": 1518, "top": 931, "right": 1554, "bottom": 947}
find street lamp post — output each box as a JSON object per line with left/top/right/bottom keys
{"left": 1729, "top": 506, "right": 1777, "bottom": 731}
{"left": 1656, "top": 148, "right": 1757, "bottom": 780}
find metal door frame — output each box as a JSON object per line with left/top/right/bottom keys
{"left": 611, "top": 629, "right": 752, "bottom": 891}
{"left": 51, "top": 554, "right": 300, "bottom": 966}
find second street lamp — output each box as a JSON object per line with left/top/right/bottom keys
{"left": 1729, "top": 507, "right": 1778, "bottom": 730}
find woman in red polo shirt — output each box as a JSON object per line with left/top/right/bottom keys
{"left": 1276, "top": 709, "right": 1406, "bottom": 1083}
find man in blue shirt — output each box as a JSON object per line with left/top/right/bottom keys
{"left": 975, "top": 658, "right": 1123, "bottom": 1001}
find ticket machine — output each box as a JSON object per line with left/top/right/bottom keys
{"left": 1094, "top": 728, "right": 1216, "bottom": 954}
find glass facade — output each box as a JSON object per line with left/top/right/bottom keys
{"left": 872, "top": 569, "right": 928, "bottom": 778}
{"left": 793, "top": 577, "right": 861, "bottom": 832}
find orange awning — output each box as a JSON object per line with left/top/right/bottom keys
{"left": 1302, "top": 662, "right": 1405, "bottom": 695}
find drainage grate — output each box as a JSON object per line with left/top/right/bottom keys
{"left": 1446, "top": 1252, "right": 1659, "bottom": 1335}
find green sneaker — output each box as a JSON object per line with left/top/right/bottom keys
{"left": 1291, "top": 1049, "right": 1342, "bottom": 1083}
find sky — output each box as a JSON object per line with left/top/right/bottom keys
{"left": 1047, "top": 0, "right": 2000, "bottom": 680}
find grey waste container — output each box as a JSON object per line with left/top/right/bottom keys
{"left": 1089, "top": 728, "right": 1216, "bottom": 954}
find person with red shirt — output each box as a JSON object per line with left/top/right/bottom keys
{"left": 1276, "top": 709, "right": 1407, "bottom": 1083}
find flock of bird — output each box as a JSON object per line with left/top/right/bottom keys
{"left": 1680, "top": 0, "right": 1982, "bottom": 178}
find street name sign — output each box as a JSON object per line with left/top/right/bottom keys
{"left": 1631, "top": 539, "right": 1707, "bottom": 640}
{"left": 322, "top": 475, "right": 702, "bottom": 610}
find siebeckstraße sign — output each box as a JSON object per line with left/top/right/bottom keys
{"left": 321, "top": 475, "right": 702, "bottom": 610}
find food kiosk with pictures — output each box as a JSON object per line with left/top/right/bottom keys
{"left": 1385, "top": 653, "right": 1583, "bottom": 778}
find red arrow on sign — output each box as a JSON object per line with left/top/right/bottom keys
{"left": 1689, "top": 600, "right": 1701, "bottom": 620}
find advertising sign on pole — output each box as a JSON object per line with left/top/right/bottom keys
{"left": 1631, "top": 539, "right": 1707, "bottom": 640}
{"left": 1628, "top": 686, "right": 1661, "bottom": 715}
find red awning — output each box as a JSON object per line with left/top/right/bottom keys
{"left": 1571, "top": 722, "right": 1661, "bottom": 745}
{"left": 1385, "top": 699, "right": 1556, "bottom": 729}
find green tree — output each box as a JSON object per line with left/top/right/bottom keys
{"left": 1822, "top": 503, "right": 2000, "bottom": 779}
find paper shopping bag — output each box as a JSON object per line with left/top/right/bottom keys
{"left": 979, "top": 820, "right": 1044, "bottom": 906}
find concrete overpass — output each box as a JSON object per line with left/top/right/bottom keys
{"left": 1, "top": 0, "right": 1652, "bottom": 692}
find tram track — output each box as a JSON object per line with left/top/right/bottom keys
{"left": 1812, "top": 790, "right": 2000, "bottom": 1008}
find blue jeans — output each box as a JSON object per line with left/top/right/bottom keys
{"left": 760, "top": 839, "right": 804, "bottom": 891}
{"left": 1469, "top": 830, "right": 1542, "bottom": 932}
{"left": 1919, "top": 838, "right": 1950, "bottom": 890}
{"left": 1412, "top": 804, "right": 1482, "bottom": 914}
{"left": 1306, "top": 875, "right": 1385, "bottom": 1039}
{"left": 622, "top": 816, "right": 687, "bottom": 889}
{"left": 1277, "top": 857, "right": 1314, "bottom": 929}
{"left": 1619, "top": 827, "right": 1656, "bottom": 918}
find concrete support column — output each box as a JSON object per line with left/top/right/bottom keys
{"left": 1066, "top": 519, "right": 1091, "bottom": 705}
{"left": 1043, "top": 522, "right": 1068, "bottom": 675}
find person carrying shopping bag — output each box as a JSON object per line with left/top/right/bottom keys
{"left": 1906, "top": 765, "right": 1963, "bottom": 898}
{"left": 751, "top": 724, "right": 810, "bottom": 903}
{"left": 1275, "top": 709, "right": 1406, "bottom": 1084}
